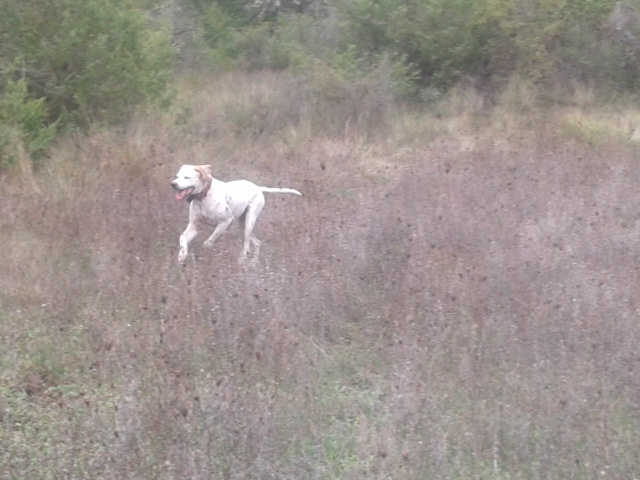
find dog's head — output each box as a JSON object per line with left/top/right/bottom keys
{"left": 171, "top": 164, "right": 213, "bottom": 201}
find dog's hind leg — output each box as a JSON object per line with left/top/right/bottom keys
{"left": 241, "top": 198, "right": 265, "bottom": 261}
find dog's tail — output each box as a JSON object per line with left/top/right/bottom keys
{"left": 259, "top": 187, "right": 302, "bottom": 196}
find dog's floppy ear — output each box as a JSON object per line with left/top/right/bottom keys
{"left": 193, "top": 165, "right": 213, "bottom": 196}
{"left": 194, "top": 164, "right": 213, "bottom": 179}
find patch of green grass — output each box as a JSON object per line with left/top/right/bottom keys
{"left": 558, "top": 111, "right": 627, "bottom": 145}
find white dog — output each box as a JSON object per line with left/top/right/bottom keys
{"left": 171, "top": 164, "right": 301, "bottom": 263}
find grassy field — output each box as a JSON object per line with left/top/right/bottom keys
{"left": 1, "top": 72, "right": 640, "bottom": 479}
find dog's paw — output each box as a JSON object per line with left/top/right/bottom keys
{"left": 178, "top": 249, "right": 188, "bottom": 263}
{"left": 203, "top": 240, "right": 214, "bottom": 249}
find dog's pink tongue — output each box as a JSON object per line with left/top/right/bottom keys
{"left": 175, "top": 187, "right": 195, "bottom": 201}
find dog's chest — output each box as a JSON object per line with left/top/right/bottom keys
{"left": 191, "top": 195, "right": 233, "bottom": 222}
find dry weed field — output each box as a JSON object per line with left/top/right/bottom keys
{"left": 1, "top": 72, "right": 640, "bottom": 479}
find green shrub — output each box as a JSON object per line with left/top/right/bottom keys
{"left": 0, "top": 79, "right": 57, "bottom": 166}
{"left": 197, "top": 1, "right": 241, "bottom": 68}
{"left": 194, "top": 0, "right": 639, "bottom": 100}
{"left": 203, "top": 12, "right": 326, "bottom": 71}
{"left": 0, "top": 0, "right": 174, "bottom": 131}
{"left": 332, "top": 0, "right": 505, "bottom": 89}
{"left": 234, "top": 22, "right": 286, "bottom": 70}
{"left": 303, "top": 51, "right": 418, "bottom": 136}
{"left": 330, "top": 0, "right": 630, "bottom": 95}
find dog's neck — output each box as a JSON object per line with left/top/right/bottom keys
{"left": 187, "top": 176, "right": 212, "bottom": 202}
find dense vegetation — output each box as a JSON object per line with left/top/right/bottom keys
{"left": 2, "top": 1, "right": 640, "bottom": 479}
{"left": 1, "top": 0, "right": 640, "bottom": 164}
{"left": 0, "top": 0, "right": 173, "bottom": 163}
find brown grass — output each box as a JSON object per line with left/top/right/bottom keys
{"left": 1, "top": 72, "right": 640, "bottom": 479}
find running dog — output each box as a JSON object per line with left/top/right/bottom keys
{"left": 171, "top": 164, "right": 301, "bottom": 263}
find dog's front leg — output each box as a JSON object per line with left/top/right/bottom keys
{"left": 203, "top": 218, "right": 233, "bottom": 250}
{"left": 178, "top": 222, "right": 198, "bottom": 263}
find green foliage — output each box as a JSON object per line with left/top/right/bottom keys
{"left": 510, "top": 0, "right": 610, "bottom": 85}
{"left": 198, "top": 1, "right": 241, "bottom": 66}
{"left": 198, "top": 12, "right": 322, "bottom": 71}
{"left": 0, "top": 79, "right": 57, "bottom": 166}
{"left": 0, "top": 0, "right": 174, "bottom": 134}
{"left": 333, "top": 0, "right": 513, "bottom": 89}
{"left": 190, "top": 0, "right": 252, "bottom": 26}
{"left": 330, "top": 0, "right": 635, "bottom": 94}
{"left": 235, "top": 22, "right": 289, "bottom": 70}
{"left": 196, "top": 0, "right": 635, "bottom": 99}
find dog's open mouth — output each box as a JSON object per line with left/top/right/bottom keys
{"left": 175, "top": 187, "right": 195, "bottom": 201}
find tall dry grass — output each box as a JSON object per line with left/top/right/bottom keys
{"left": 1, "top": 72, "right": 640, "bottom": 479}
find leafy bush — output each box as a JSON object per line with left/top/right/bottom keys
{"left": 198, "top": 0, "right": 624, "bottom": 98}
{"left": 0, "top": 79, "right": 57, "bottom": 166}
{"left": 196, "top": 1, "right": 242, "bottom": 68}
{"left": 0, "top": 0, "right": 174, "bottom": 132}
{"left": 199, "top": 10, "right": 337, "bottom": 71}
{"left": 332, "top": 0, "right": 512, "bottom": 89}
{"left": 331, "top": 0, "right": 632, "bottom": 95}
